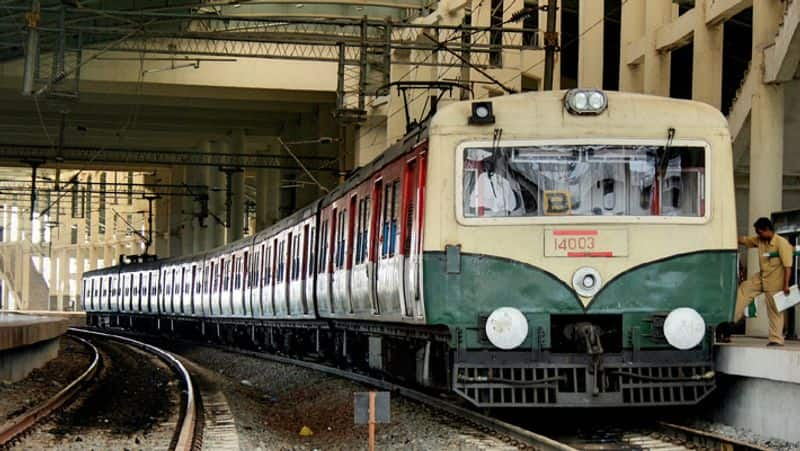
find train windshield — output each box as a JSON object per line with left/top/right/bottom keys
{"left": 462, "top": 144, "right": 705, "bottom": 218}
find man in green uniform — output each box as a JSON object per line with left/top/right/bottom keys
{"left": 732, "top": 217, "right": 793, "bottom": 346}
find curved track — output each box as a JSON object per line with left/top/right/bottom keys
{"left": 0, "top": 335, "right": 100, "bottom": 447}
{"left": 69, "top": 328, "right": 200, "bottom": 451}
{"left": 94, "top": 329, "right": 575, "bottom": 451}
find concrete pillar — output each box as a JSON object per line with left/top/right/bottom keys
{"left": 57, "top": 249, "right": 68, "bottom": 311}
{"left": 746, "top": 0, "right": 785, "bottom": 337}
{"left": 207, "top": 140, "right": 226, "bottom": 249}
{"left": 619, "top": 0, "right": 645, "bottom": 92}
{"left": 169, "top": 167, "right": 185, "bottom": 257}
{"left": 692, "top": 0, "right": 723, "bottom": 109}
{"left": 578, "top": 0, "right": 604, "bottom": 88}
{"left": 103, "top": 244, "right": 113, "bottom": 268}
{"left": 88, "top": 245, "right": 98, "bottom": 271}
{"left": 48, "top": 250, "right": 58, "bottom": 309}
{"left": 192, "top": 142, "right": 211, "bottom": 253}
{"left": 74, "top": 245, "right": 83, "bottom": 310}
{"left": 642, "top": 0, "right": 672, "bottom": 96}
{"left": 20, "top": 248, "right": 30, "bottom": 310}
{"left": 256, "top": 166, "right": 281, "bottom": 231}
{"left": 180, "top": 165, "right": 195, "bottom": 256}
{"left": 228, "top": 131, "right": 246, "bottom": 243}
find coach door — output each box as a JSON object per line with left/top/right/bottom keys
{"left": 402, "top": 152, "right": 425, "bottom": 318}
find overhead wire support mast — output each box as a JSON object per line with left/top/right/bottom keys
{"left": 542, "top": 0, "right": 558, "bottom": 91}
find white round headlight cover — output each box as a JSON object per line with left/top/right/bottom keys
{"left": 663, "top": 307, "right": 706, "bottom": 350}
{"left": 485, "top": 307, "right": 529, "bottom": 350}
{"left": 572, "top": 267, "right": 603, "bottom": 297}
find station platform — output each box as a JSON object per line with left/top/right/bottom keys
{"left": 0, "top": 312, "right": 70, "bottom": 383}
{"left": 711, "top": 336, "right": 800, "bottom": 443}
{"left": 4, "top": 310, "right": 87, "bottom": 328}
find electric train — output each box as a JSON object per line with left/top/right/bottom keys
{"left": 83, "top": 89, "right": 736, "bottom": 407}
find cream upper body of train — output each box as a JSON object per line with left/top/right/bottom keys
{"left": 84, "top": 90, "right": 737, "bottom": 407}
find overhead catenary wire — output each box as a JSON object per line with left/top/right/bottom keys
{"left": 277, "top": 137, "right": 330, "bottom": 193}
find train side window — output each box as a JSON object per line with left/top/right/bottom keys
{"left": 318, "top": 220, "right": 328, "bottom": 274}
{"left": 356, "top": 197, "right": 371, "bottom": 264}
{"left": 264, "top": 246, "right": 272, "bottom": 286}
{"left": 259, "top": 244, "right": 266, "bottom": 286}
{"left": 307, "top": 226, "right": 316, "bottom": 277}
{"left": 275, "top": 240, "right": 283, "bottom": 283}
{"left": 329, "top": 209, "right": 338, "bottom": 273}
{"left": 335, "top": 209, "right": 347, "bottom": 269}
{"left": 243, "top": 251, "right": 249, "bottom": 289}
{"left": 381, "top": 181, "right": 399, "bottom": 257}
{"left": 289, "top": 234, "right": 300, "bottom": 280}
{"left": 391, "top": 181, "right": 400, "bottom": 256}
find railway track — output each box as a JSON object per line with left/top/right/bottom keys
{"left": 83, "top": 327, "right": 774, "bottom": 451}
{"left": 564, "top": 421, "right": 771, "bottom": 450}
{"left": 92, "top": 328, "right": 577, "bottom": 450}
{"left": 69, "top": 328, "right": 201, "bottom": 451}
{"left": 0, "top": 335, "right": 100, "bottom": 448}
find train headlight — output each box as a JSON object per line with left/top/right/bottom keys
{"left": 572, "top": 267, "right": 602, "bottom": 297}
{"left": 663, "top": 307, "right": 706, "bottom": 350}
{"left": 485, "top": 307, "right": 528, "bottom": 350}
{"left": 565, "top": 89, "right": 607, "bottom": 115}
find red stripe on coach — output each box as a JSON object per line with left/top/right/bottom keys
{"left": 567, "top": 252, "right": 613, "bottom": 257}
{"left": 553, "top": 230, "right": 598, "bottom": 236}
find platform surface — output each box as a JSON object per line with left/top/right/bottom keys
{"left": 0, "top": 312, "right": 69, "bottom": 351}
{"left": 716, "top": 336, "right": 800, "bottom": 384}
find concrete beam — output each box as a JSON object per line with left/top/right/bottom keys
{"left": 655, "top": 7, "right": 696, "bottom": 52}
{"left": 624, "top": 36, "right": 646, "bottom": 66}
{"left": 764, "top": 0, "right": 800, "bottom": 83}
{"left": 705, "top": 0, "right": 752, "bottom": 26}
{"left": 727, "top": 65, "right": 756, "bottom": 144}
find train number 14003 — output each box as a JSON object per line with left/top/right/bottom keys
{"left": 554, "top": 236, "right": 595, "bottom": 251}
{"left": 544, "top": 228, "right": 628, "bottom": 257}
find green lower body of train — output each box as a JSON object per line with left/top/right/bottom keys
{"left": 423, "top": 249, "right": 737, "bottom": 407}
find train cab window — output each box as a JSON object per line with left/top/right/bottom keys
{"left": 461, "top": 144, "right": 707, "bottom": 218}
{"left": 203, "top": 266, "right": 210, "bottom": 294}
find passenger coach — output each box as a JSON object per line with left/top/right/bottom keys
{"left": 84, "top": 89, "right": 737, "bottom": 408}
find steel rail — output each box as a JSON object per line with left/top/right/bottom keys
{"left": 142, "top": 335, "right": 576, "bottom": 451}
{"left": 0, "top": 335, "right": 100, "bottom": 446}
{"left": 658, "top": 421, "right": 771, "bottom": 451}
{"left": 69, "top": 328, "right": 198, "bottom": 451}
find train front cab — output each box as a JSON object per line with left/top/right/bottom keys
{"left": 423, "top": 91, "right": 738, "bottom": 408}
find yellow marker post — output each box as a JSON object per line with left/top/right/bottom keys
{"left": 368, "top": 390, "right": 376, "bottom": 451}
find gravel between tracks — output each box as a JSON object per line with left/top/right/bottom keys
{"left": 687, "top": 419, "right": 800, "bottom": 451}
{"left": 0, "top": 337, "right": 92, "bottom": 423}
{"left": 163, "top": 342, "right": 520, "bottom": 450}
{"left": 14, "top": 339, "right": 180, "bottom": 450}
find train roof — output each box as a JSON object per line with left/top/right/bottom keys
{"left": 318, "top": 122, "right": 428, "bottom": 208}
